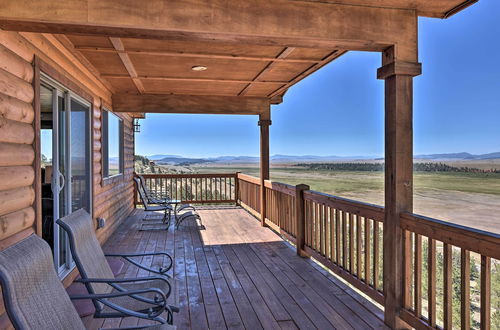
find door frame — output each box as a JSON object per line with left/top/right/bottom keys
{"left": 34, "top": 57, "right": 94, "bottom": 278}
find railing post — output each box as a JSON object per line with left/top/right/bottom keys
{"left": 133, "top": 172, "right": 137, "bottom": 208}
{"left": 258, "top": 110, "right": 271, "bottom": 227}
{"left": 295, "top": 184, "right": 309, "bottom": 257}
{"left": 234, "top": 172, "right": 241, "bottom": 206}
{"left": 378, "top": 46, "right": 421, "bottom": 328}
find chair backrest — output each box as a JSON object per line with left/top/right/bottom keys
{"left": 138, "top": 174, "right": 171, "bottom": 201}
{"left": 134, "top": 176, "right": 151, "bottom": 208}
{"left": 56, "top": 209, "right": 114, "bottom": 303}
{"left": 0, "top": 235, "right": 86, "bottom": 330}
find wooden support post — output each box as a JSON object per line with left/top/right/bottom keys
{"left": 377, "top": 47, "right": 421, "bottom": 329}
{"left": 234, "top": 172, "right": 241, "bottom": 206}
{"left": 258, "top": 110, "right": 271, "bottom": 227}
{"left": 295, "top": 183, "right": 309, "bottom": 256}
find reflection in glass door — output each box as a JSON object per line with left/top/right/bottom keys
{"left": 41, "top": 74, "right": 92, "bottom": 277}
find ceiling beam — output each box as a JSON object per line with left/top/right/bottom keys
{"left": 268, "top": 50, "right": 347, "bottom": 98}
{"left": 239, "top": 47, "right": 295, "bottom": 96}
{"left": 112, "top": 94, "right": 271, "bottom": 115}
{"left": 74, "top": 47, "right": 321, "bottom": 64}
{"left": 0, "top": 0, "right": 418, "bottom": 61}
{"left": 102, "top": 74, "right": 288, "bottom": 85}
{"left": 109, "top": 37, "right": 145, "bottom": 93}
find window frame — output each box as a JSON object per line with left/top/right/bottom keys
{"left": 102, "top": 108, "right": 124, "bottom": 181}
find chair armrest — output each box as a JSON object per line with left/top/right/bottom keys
{"left": 69, "top": 287, "right": 165, "bottom": 302}
{"left": 105, "top": 253, "right": 173, "bottom": 276}
{"left": 75, "top": 276, "right": 169, "bottom": 284}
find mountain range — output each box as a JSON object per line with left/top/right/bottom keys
{"left": 147, "top": 152, "right": 500, "bottom": 165}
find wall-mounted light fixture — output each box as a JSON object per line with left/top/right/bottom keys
{"left": 133, "top": 119, "right": 141, "bottom": 133}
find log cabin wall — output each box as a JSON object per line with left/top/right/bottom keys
{"left": 0, "top": 30, "right": 135, "bottom": 327}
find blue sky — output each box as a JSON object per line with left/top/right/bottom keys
{"left": 47, "top": 1, "right": 500, "bottom": 159}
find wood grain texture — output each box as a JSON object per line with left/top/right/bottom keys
{"left": 113, "top": 93, "right": 271, "bottom": 114}
{"left": 0, "top": 0, "right": 420, "bottom": 60}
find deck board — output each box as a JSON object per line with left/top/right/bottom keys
{"left": 81, "top": 207, "right": 387, "bottom": 329}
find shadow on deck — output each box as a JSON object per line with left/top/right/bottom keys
{"left": 82, "top": 207, "right": 387, "bottom": 329}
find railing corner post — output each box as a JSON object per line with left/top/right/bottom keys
{"left": 295, "top": 183, "right": 309, "bottom": 257}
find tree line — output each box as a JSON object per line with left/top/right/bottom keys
{"left": 297, "top": 162, "right": 500, "bottom": 173}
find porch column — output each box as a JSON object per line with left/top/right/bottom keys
{"left": 377, "top": 47, "right": 421, "bottom": 328}
{"left": 258, "top": 110, "right": 271, "bottom": 227}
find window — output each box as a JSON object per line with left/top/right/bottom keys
{"left": 102, "top": 110, "right": 123, "bottom": 178}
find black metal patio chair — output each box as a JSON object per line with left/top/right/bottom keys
{"left": 135, "top": 177, "right": 200, "bottom": 229}
{"left": 136, "top": 174, "right": 198, "bottom": 214}
{"left": 56, "top": 209, "right": 178, "bottom": 325}
{"left": 0, "top": 234, "right": 175, "bottom": 329}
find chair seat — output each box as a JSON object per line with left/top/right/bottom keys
{"left": 145, "top": 324, "right": 176, "bottom": 329}
{"left": 145, "top": 205, "right": 171, "bottom": 212}
{"left": 102, "top": 279, "right": 171, "bottom": 314}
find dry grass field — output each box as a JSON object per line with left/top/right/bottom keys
{"left": 192, "top": 161, "right": 500, "bottom": 234}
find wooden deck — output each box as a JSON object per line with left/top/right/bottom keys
{"left": 82, "top": 207, "right": 388, "bottom": 330}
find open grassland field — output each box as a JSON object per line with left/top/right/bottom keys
{"left": 192, "top": 162, "right": 500, "bottom": 234}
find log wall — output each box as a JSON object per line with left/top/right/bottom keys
{"left": 0, "top": 31, "right": 135, "bottom": 328}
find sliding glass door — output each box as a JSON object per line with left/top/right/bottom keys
{"left": 42, "top": 75, "right": 92, "bottom": 276}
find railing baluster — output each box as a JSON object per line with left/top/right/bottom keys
{"left": 373, "top": 221, "right": 379, "bottom": 290}
{"left": 320, "top": 203, "right": 325, "bottom": 255}
{"left": 480, "top": 255, "right": 491, "bottom": 330}
{"left": 403, "top": 230, "right": 412, "bottom": 310}
{"left": 330, "top": 208, "right": 335, "bottom": 263}
{"left": 414, "top": 234, "right": 422, "bottom": 318}
{"left": 343, "top": 211, "right": 348, "bottom": 269}
{"left": 443, "top": 243, "right": 452, "bottom": 330}
{"left": 357, "top": 215, "right": 362, "bottom": 279}
{"left": 365, "top": 218, "right": 371, "bottom": 285}
{"left": 336, "top": 209, "right": 341, "bottom": 266}
{"left": 428, "top": 238, "right": 437, "bottom": 327}
{"left": 461, "top": 249, "right": 471, "bottom": 329}
{"left": 349, "top": 213, "right": 354, "bottom": 273}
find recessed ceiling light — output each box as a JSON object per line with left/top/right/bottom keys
{"left": 191, "top": 65, "right": 208, "bottom": 71}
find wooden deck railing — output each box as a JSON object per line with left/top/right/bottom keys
{"left": 399, "top": 213, "right": 500, "bottom": 330}
{"left": 238, "top": 173, "right": 385, "bottom": 305}
{"left": 136, "top": 173, "right": 237, "bottom": 204}
{"left": 302, "top": 190, "right": 385, "bottom": 305}
{"left": 134, "top": 172, "right": 499, "bottom": 328}
{"left": 237, "top": 173, "right": 499, "bottom": 329}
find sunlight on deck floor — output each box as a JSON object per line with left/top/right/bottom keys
{"left": 82, "top": 207, "right": 387, "bottom": 330}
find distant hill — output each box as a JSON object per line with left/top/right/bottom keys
{"left": 415, "top": 152, "right": 500, "bottom": 160}
{"left": 150, "top": 154, "right": 377, "bottom": 165}
{"left": 145, "top": 151, "right": 500, "bottom": 165}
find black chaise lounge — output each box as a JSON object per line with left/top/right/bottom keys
{"left": 134, "top": 176, "right": 201, "bottom": 229}
{"left": 0, "top": 234, "right": 175, "bottom": 329}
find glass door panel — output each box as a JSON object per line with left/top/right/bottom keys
{"left": 57, "top": 93, "right": 68, "bottom": 270}
{"left": 70, "top": 98, "right": 91, "bottom": 213}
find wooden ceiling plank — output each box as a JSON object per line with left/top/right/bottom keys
{"left": 112, "top": 94, "right": 270, "bottom": 115}
{"left": 53, "top": 34, "right": 115, "bottom": 94}
{"left": 268, "top": 50, "right": 348, "bottom": 98}
{"left": 101, "top": 74, "right": 289, "bottom": 85}
{"left": 108, "top": 37, "right": 145, "bottom": 93}
{"left": 239, "top": 47, "right": 295, "bottom": 96}
{"left": 73, "top": 46, "right": 321, "bottom": 64}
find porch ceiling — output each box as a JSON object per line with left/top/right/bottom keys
{"left": 64, "top": 34, "right": 345, "bottom": 99}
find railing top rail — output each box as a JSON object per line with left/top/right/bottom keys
{"left": 401, "top": 212, "right": 500, "bottom": 259}
{"left": 264, "top": 180, "right": 296, "bottom": 196}
{"left": 139, "top": 173, "right": 237, "bottom": 179}
{"left": 236, "top": 173, "right": 260, "bottom": 185}
{"left": 304, "top": 189, "right": 385, "bottom": 221}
